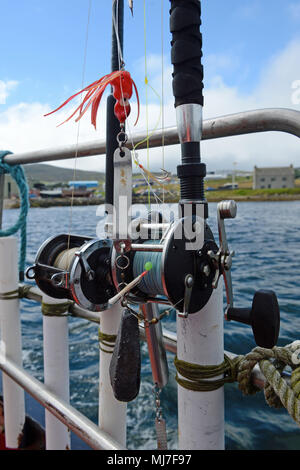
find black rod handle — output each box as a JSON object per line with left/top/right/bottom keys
{"left": 170, "top": 0, "right": 204, "bottom": 107}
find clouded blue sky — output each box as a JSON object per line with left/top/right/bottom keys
{"left": 1, "top": 0, "right": 300, "bottom": 172}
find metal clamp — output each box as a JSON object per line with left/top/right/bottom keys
{"left": 113, "top": 147, "right": 132, "bottom": 247}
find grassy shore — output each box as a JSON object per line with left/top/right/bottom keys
{"left": 206, "top": 187, "right": 300, "bottom": 202}
{"left": 4, "top": 197, "right": 105, "bottom": 209}
{"left": 4, "top": 176, "right": 300, "bottom": 208}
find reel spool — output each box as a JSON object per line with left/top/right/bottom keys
{"left": 112, "top": 217, "right": 218, "bottom": 314}
{"left": 26, "top": 234, "right": 116, "bottom": 311}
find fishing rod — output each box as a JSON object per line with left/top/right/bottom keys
{"left": 26, "top": 0, "right": 281, "bottom": 450}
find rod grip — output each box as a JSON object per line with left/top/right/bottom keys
{"left": 170, "top": 0, "right": 204, "bottom": 107}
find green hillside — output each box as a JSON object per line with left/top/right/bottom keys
{"left": 24, "top": 163, "right": 105, "bottom": 184}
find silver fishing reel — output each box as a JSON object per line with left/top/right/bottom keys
{"left": 26, "top": 234, "right": 116, "bottom": 311}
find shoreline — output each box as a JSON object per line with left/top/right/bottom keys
{"left": 3, "top": 193, "right": 300, "bottom": 209}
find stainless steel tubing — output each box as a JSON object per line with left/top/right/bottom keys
{"left": 203, "top": 108, "right": 300, "bottom": 141}
{"left": 0, "top": 353, "right": 126, "bottom": 450}
{"left": 140, "top": 303, "right": 169, "bottom": 388}
{"left": 130, "top": 244, "right": 164, "bottom": 252}
{"left": 4, "top": 108, "right": 300, "bottom": 166}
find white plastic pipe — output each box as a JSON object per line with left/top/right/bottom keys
{"left": 98, "top": 302, "right": 127, "bottom": 447}
{"left": 0, "top": 237, "right": 25, "bottom": 448}
{"left": 42, "top": 295, "right": 71, "bottom": 450}
{"left": 177, "top": 284, "right": 224, "bottom": 450}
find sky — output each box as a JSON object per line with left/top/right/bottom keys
{"left": 1, "top": 0, "right": 300, "bottom": 173}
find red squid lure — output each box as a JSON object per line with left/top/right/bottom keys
{"left": 45, "top": 70, "right": 140, "bottom": 129}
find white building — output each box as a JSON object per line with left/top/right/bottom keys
{"left": 253, "top": 165, "right": 295, "bottom": 190}
{"left": 3, "top": 175, "right": 18, "bottom": 199}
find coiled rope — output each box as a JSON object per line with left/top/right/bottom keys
{"left": 237, "top": 343, "right": 300, "bottom": 425}
{"left": 41, "top": 301, "right": 72, "bottom": 317}
{"left": 174, "top": 342, "right": 300, "bottom": 426}
{"left": 174, "top": 354, "right": 241, "bottom": 392}
{"left": 0, "top": 151, "right": 29, "bottom": 281}
{"left": 98, "top": 329, "right": 117, "bottom": 354}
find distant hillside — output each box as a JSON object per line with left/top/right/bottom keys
{"left": 24, "top": 163, "right": 105, "bottom": 184}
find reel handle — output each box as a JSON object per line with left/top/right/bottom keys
{"left": 227, "top": 290, "right": 280, "bottom": 349}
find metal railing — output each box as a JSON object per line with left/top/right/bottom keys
{"left": 0, "top": 351, "right": 126, "bottom": 450}
{"left": 2, "top": 108, "right": 300, "bottom": 166}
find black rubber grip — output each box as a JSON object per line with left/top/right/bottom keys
{"left": 170, "top": 0, "right": 204, "bottom": 107}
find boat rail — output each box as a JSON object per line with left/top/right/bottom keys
{"left": 2, "top": 108, "right": 300, "bottom": 166}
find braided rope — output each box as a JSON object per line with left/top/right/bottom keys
{"left": 174, "top": 342, "right": 300, "bottom": 426}
{"left": 41, "top": 301, "right": 72, "bottom": 317}
{"left": 18, "top": 284, "right": 34, "bottom": 299}
{"left": 98, "top": 329, "right": 117, "bottom": 354}
{"left": 0, "top": 289, "right": 20, "bottom": 300}
{"left": 174, "top": 354, "right": 242, "bottom": 392}
{"left": 0, "top": 151, "right": 29, "bottom": 280}
{"left": 237, "top": 342, "right": 300, "bottom": 425}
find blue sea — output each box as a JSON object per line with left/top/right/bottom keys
{"left": 1, "top": 201, "right": 300, "bottom": 450}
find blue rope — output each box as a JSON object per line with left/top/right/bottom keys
{"left": 0, "top": 151, "right": 29, "bottom": 280}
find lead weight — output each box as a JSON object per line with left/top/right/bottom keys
{"left": 109, "top": 309, "right": 141, "bottom": 402}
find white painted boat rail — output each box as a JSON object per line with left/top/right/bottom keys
{"left": 2, "top": 108, "right": 300, "bottom": 166}
{"left": 0, "top": 351, "right": 126, "bottom": 450}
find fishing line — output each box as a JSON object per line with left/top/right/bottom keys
{"left": 161, "top": 0, "right": 165, "bottom": 203}
{"left": 67, "top": 0, "right": 92, "bottom": 252}
{"left": 112, "top": 1, "right": 172, "bottom": 206}
{"left": 112, "top": 1, "right": 165, "bottom": 206}
{"left": 112, "top": 0, "right": 162, "bottom": 206}
{"left": 143, "top": 0, "right": 150, "bottom": 208}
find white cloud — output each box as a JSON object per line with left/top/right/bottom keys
{"left": 1, "top": 39, "right": 300, "bottom": 173}
{"left": 288, "top": 2, "right": 300, "bottom": 20}
{"left": 0, "top": 80, "right": 18, "bottom": 105}
{"left": 0, "top": 99, "right": 108, "bottom": 172}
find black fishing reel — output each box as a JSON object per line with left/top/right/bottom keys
{"left": 26, "top": 234, "right": 116, "bottom": 311}
{"left": 111, "top": 215, "right": 218, "bottom": 315}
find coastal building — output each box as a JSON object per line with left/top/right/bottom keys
{"left": 3, "top": 175, "right": 18, "bottom": 199}
{"left": 68, "top": 181, "right": 99, "bottom": 190}
{"left": 253, "top": 165, "right": 295, "bottom": 189}
{"left": 63, "top": 180, "right": 99, "bottom": 198}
